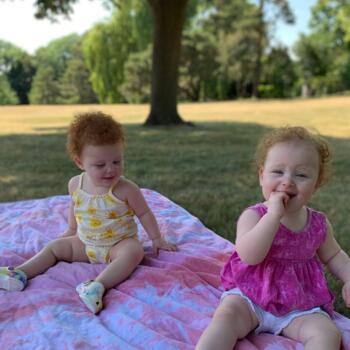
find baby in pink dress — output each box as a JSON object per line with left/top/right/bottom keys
{"left": 196, "top": 126, "right": 350, "bottom": 350}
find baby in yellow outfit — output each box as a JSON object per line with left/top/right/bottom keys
{"left": 73, "top": 173, "right": 139, "bottom": 263}
{"left": 0, "top": 111, "right": 176, "bottom": 313}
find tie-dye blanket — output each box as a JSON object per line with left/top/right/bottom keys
{"left": 1, "top": 189, "right": 350, "bottom": 350}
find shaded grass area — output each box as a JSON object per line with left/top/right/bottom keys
{"left": 1, "top": 121, "right": 350, "bottom": 316}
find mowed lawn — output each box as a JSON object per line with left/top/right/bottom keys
{"left": 1, "top": 96, "right": 350, "bottom": 316}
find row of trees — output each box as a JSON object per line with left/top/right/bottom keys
{"left": 1, "top": 0, "right": 350, "bottom": 109}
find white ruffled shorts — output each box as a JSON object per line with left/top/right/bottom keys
{"left": 221, "top": 287, "right": 329, "bottom": 335}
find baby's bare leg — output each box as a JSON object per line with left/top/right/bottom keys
{"left": 17, "top": 235, "right": 88, "bottom": 278}
{"left": 195, "top": 294, "right": 258, "bottom": 350}
{"left": 282, "top": 312, "right": 341, "bottom": 350}
{"left": 95, "top": 238, "right": 144, "bottom": 290}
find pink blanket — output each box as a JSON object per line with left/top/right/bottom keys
{"left": 1, "top": 189, "right": 350, "bottom": 349}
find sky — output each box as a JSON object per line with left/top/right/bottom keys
{"left": 273, "top": 0, "right": 317, "bottom": 48}
{"left": 0, "top": 0, "right": 316, "bottom": 55}
{"left": 0, "top": 0, "right": 111, "bottom": 54}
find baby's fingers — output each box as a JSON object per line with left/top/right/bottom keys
{"left": 161, "top": 242, "right": 177, "bottom": 251}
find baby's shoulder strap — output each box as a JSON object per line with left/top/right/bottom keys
{"left": 77, "top": 173, "right": 84, "bottom": 190}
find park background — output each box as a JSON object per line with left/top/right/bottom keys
{"left": 1, "top": 0, "right": 350, "bottom": 317}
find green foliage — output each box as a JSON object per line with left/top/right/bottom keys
{"left": 120, "top": 45, "right": 152, "bottom": 103}
{"left": 29, "top": 34, "right": 96, "bottom": 104}
{"left": 294, "top": 0, "right": 350, "bottom": 96}
{"left": 310, "top": 0, "right": 349, "bottom": 42}
{"left": 34, "top": 34, "right": 82, "bottom": 79}
{"left": 83, "top": 1, "right": 152, "bottom": 103}
{"left": 260, "top": 47, "right": 297, "bottom": 98}
{"left": 29, "top": 66, "right": 60, "bottom": 104}
{"left": 197, "top": 0, "right": 295, "bottom": 98}
{"left": 179, "top": 31, "right": 219, "bottom": 101}
{"left": 32, "top": 0, "right": 78, "bottom": 19}
{"left": 338, "top": 4, "right": 350, "bottom": 43}
{"left": 5, "top": 0, "right": 350, "bottom": 103}
{"left": 83, "top": 21, "right": 128, "bottom": 103}
{"left": 0, "top": 75, "right": 19, "bottom": 105}
{"left": 58, "top": 59, "right": 98, "bottom": 104}
{"left": 0, "top": 40, "right": 35, "bottom": 104}
{"left": 195, "top": 0, "right": 259, "bottom": 98}
{"left": 257, "top": 84, "right": 275, "bottom": 98}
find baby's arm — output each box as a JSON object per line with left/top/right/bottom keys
{"left": 61, "top": 177, "right": 78, "bottom": 237}
{"left": 235, "top": 192, "right": 288, "bottom": 265}
{"left": 318, "top": 219, "right": 350, "bottom": 307}
{"left": 121, "top": 180, "right": 176, "bottom": 254}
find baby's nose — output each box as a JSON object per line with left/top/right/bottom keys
{"left": 282, "top": 176, "right": 294, "bottom": 187}
{"left": 106, "top": 164, "right": 115, "bottom": 173}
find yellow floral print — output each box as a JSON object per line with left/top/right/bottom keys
{"left": 107, "top": 211, "right": 118, "bottom": 219}
{"left": 125, "top": 208, "right": 134, "bottom": 216}
{"left": 90, "top": 218, "right": 102, "bottom": 228}
{"left": 88, "top": 206, "right": 97, "bottom": 215}
{"left": 101, "top": 228, "right": 115, "bottom": 239}
{"left": 106, "top": 196, "right": 116, "bottom": 205}
{"left": 87, "top": 249, "right": 96, "bottom": 259}
{"left": 75, "top": 197, "right": 82, "bottom": 208}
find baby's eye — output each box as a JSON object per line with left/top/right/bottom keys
{"left": 296, "top": 173, "right": 307, "bottom": 178}
{"left": 271, "top": 170, "right": 283, "bottom": 174}
{"left": 113, "top": 160, "right": 121, "bottom": 165}
{"left": 95, "top": 164, "right": 105, "bottom": 168}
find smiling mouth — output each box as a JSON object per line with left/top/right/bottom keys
{"left": 102, "top": 176, "right": 115, "bottom": 180}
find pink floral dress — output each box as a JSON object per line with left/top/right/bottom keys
{"left": 220, "top": 203, "right": 335, "bottom": 317}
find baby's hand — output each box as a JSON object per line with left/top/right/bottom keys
{"left": 266, "top": 191, "right": 289, "bottom": 218}
{"left": 342, "top": 281, "right": 350, "bottom": 307}
{"left": 152, "top": 237, "right": 177, "bottom": 255}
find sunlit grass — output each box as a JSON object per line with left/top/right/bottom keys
{"left": 1, "top": 97, "right": 350, "bottom": 316}
{"left": 2, "top": 96, "right": 350, "bottom": 137}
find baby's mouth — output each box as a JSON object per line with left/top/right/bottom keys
{"left": 103, "top": 176, "right": 114, "bottom": 180}
{"left": 285, "top": 192, "right": 296, "bottom": 199}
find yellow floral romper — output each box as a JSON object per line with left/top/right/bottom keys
{"left": 72, "top": 173, "right": 138, "bottom": 263}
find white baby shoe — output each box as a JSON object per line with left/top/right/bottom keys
{"left": 0, "top": 266, "right": 27, "bottom": 291}
{"left": 76, "top": 280, "right": 105, "bottom": 314}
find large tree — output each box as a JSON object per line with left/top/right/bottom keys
{"left": 145, "top": 0, "right": 188, "bottom": 125}
{"left": 28, "top": 0, "right": 189, "bottom": 125}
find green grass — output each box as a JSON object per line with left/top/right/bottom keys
{"left": 1, "top": 104, "right": 350, "bottom": 317}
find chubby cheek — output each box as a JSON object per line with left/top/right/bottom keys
{"left": 261, "top": 187, "right": 272, "bottom": 201}
{"left": 117, "top": 165, "right": 124, "bottom": 175}
{"left": 259, "top": 179, "right": 273, "bottom": 200}
{"left": 301, "top": 187, "right": 317, "bottom": 201}
{"left": 259, "top": 172, "right": 273, "bottom": 199}
{"left": 91, "top": 169, "right": 103, "bottom": 178}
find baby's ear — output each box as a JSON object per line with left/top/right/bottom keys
{"left": 258, "top": 167, "right": 264, "bottom": 186}
{"left": 314, "top": 177, "right": 322, "bottom": 192}
{"left": 74, "top": 156, "right": 84, "bottom": 170}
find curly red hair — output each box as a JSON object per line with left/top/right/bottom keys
{"left": 67, "top": 111, "right": 124, "bottom": 160}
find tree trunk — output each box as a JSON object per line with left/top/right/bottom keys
{"left": 145, "top": 0, "right": 188, "bottom": 125}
